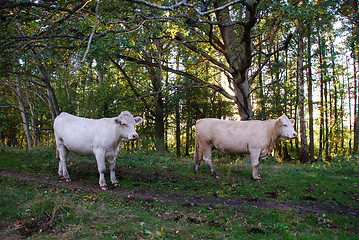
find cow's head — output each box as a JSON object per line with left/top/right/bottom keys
{"left": 278, "top": 114, "right": 297, "bottom": 140}
{"left": 115, "top": 111, "right": 143, "bottom": 140}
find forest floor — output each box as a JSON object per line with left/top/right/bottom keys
{"left": 1, "top": 149, "right": 358, "bottom": 239}
{"left": 1, "top": 170, "right": 357, "bottom": 218}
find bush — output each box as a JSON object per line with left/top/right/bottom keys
{"left": 309, "top": 156, "right": 359, "bottom": 176}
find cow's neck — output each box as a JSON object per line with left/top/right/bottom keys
{"left": 114, "top": 125, "right": 125, "bottom": 145}
{"left": 266, "top": 120, "right": 282, "bottom": 157}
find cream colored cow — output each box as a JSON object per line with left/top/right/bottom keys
{"left": 54, "top": 111, "right": 143, "bottom": 189}
{"left": 194, "top": 114, "right": 297, "bottom": 179}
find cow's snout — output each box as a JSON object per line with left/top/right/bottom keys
{"left": 132, "top": 134, "right": 139, "bottom": 140}
{"left": 288, "top": 132, "right": 298, "bottom": 139}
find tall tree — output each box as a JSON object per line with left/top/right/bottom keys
{"left": 343, "top": 0, "right": 359, "bottom": 155}
{"left": 297, "top": 20, "right": 309, "bottom": 163}
{"left": 144, "top": 39, "right": 166, "bottom": 152}
{"left": 307, "top": 23, "right": 315, "bottom": 162}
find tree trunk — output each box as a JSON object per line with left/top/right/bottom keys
{"left": 15, "top": 77, "right": 32, "bottom": 149}
{"left": 324, "top": 69, "right": 330, "bottom": 160}
{"left": 353, "top": 48, "right": 359, "bottom": 155}
{"left": 340, "top": 76, "right": 344, "bottom": 150}
{"left": 257, "top": 42, "right": 266, "bottom": 120}
{"left": 152, "top": 39, "right": 165, "bottom": 152}
{"left": 329, "top": 37, "right": 339, "bottom": 154}
{"left": 214, "top": 0, "right": 257, "bottom": 120}
{"left": 150, "top": 73, "right": 165, "bottom": 152}
{"left": 185, "top": 117, "right": 191, "bottom": 156}
{"left": 175, "top": 100, "right": 181, "bottom": 157}
{"left": 233, "top": 78, "right": 253, "bottom": 120}
{"left": 297, "top": 27, "right": 309, "bottom": 163}
{"left": 353, "top": 48, "right": 358, "bottom": 154}
{"left": 350, "top": 0, "right": 359, "bottom": 156}
{"left": 307, "top": 24, "right": 314, "bottom": 162}
{"left": 97, "top": 65, "right": 109, "bottom": 117}
{"left": 318, "top": 28, "right": 325, "bottom": 160}
{"left": 26, "top": 93, "right": 37, "bottom": 147}
{"left": 31, "top": 49, "right": 61, "bottom": 118}
{"left": 347, "top": 57, "right": 352, "bottom": 152}
{"left": 63, "top": 67, "right": 76, "bottom": 115}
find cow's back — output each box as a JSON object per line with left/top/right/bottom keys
{"left": 54, "top": 113, "right": 114, "bottom": 156}
{"left": 195, "top": 118, "right": 277, "bottom": 154}
{"left": 54, "top": 113, "right": 97, "bottom": 139}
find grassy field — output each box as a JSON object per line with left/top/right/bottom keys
{"left": 0, "top": 147, "right": 358, "bottom": 239}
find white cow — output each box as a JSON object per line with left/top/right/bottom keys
{"left": 194, "top": 114, "right": 297, "bottom": 179}
{"left": 54, "top": 111, "right": 143, "bottom": 189}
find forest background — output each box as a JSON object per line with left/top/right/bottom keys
{"left": 0, "top": 0, "right": 358, "bottom": 164}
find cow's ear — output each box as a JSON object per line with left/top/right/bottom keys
{"left": 115, "top": 117, "right": 122, "bottom": 125}
{"left": 290, "top": 119, "right": 295, "bottom": 125}
{"left": 134, "top": 117, "right": 144, "bottom": 125}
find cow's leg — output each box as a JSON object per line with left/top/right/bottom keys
{"left": 108, "top": 158, "right": 118, "bottom": 186}
{"left": 94, "top": 150, "right": 107, "bottom": 189}
{"left": 249, "top": 149, "right": 262, "bottom": 180}
{"left": 202, "top": 148, "right": 217, "bottom": 178}
{"left": 194, "top": 140, "right": 202, "bottom": 174}
{"left": 194, "top": 157, "right": 201, "bottom": 174}
{"left": 57, "top": 144, "right": 70, "bottom": 181}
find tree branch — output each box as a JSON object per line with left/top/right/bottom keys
{"left": 109, "top": 83, "right": 214, "bottom": 107}
{"left": 110, "top": 58, "right": 153, "bottom": 115}
{"left": 124, "top": 0, "right": 189, "bottom": 11}
{"left": 0, "top": 0, "right": 75, "bottom": 12}
{"left": 115, "top": 54, "right": 235, "bottom": 101}
{"left": 249, "top": 32, "right": 293, "bottom": 85}
{"left": 175, "top": 33, "right": 234, "bottom": 75}
{"left": 81, "top": 0, "right": 101, "bottom": 63}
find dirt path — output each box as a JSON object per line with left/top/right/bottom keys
{"left": 1, "top": 170, "right": 358, "bottom": 217}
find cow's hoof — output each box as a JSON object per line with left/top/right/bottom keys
{"left": 253, "top": 176, "right": 262, "bottom": 180}
{"left": 112, "top": 183, "right": 119, "bottom": 187}
{"left": 59, "top": 176, "right": 71, "bottom": 182}
{"left": 100, "top": 186, "right": 108, "bottom": 191}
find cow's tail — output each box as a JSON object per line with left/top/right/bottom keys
{"left": 56, "top": 147, "right": 60, "bottom": 160}
{"left": 194, "top": 120, "right": 201, "bottom": 173}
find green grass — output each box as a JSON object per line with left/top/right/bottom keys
{"left": 0, "top": 147, "right": 358, "bottom": 239}
{"left": 0, "top": 177, "right": 358, "bottom": 239}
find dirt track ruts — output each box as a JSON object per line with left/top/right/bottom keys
{"left": 0, "top": 170, "right": 358, "bottom": 217}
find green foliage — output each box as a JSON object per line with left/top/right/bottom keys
{"left": 0, "top": 0, "right": 357, "bottom": 161}
{"left": 309, "top": 156, "right": 359, "bottom": 176}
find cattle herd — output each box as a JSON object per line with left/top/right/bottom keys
{"left": 54, "top": 111, "right": 297, "bottom": 189}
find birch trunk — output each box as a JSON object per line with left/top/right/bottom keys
{"left": 297, "top": 28, "right": 309, "bottom": 163}
{"left": 307, "top": 24, "right": 314, "bottom": 161}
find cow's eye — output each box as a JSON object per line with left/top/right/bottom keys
{"left": 122, "top": 123, "right": 127, "bottom": 127}
{"left": 283, "top": 124, "right": 287, "bottom": 127}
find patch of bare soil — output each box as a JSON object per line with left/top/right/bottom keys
{"left": 0, "top": 170, "right": 358, "bottom": 217}
{"left": 14, "top": 210, "right": 57, "bottom": 237}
